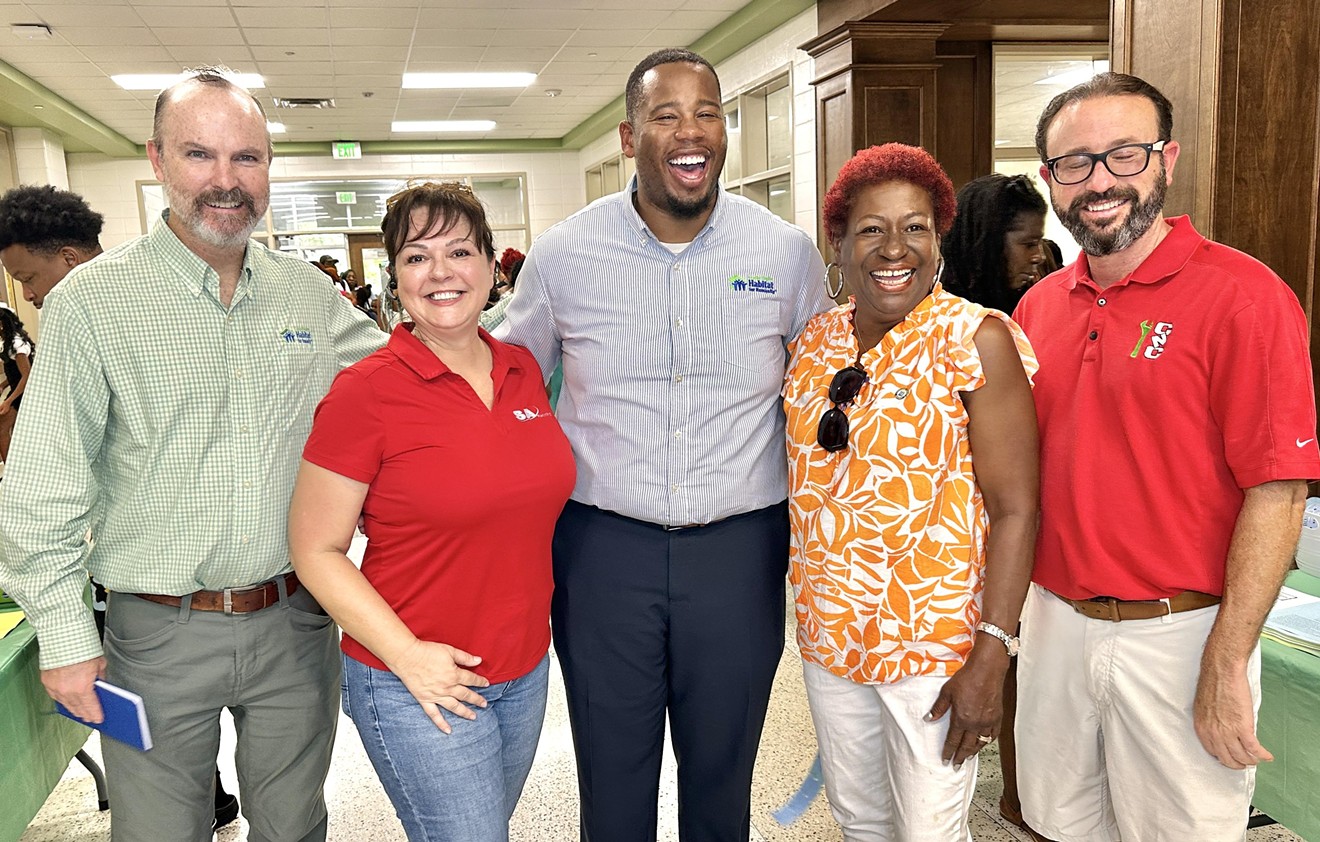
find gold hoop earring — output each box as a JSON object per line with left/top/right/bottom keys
{"left": 824, "top": 262, "right": 845, "bottom": 298}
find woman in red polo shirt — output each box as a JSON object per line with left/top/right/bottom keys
{"left": 288, "top": 182, "right": 574, "bottom": 842}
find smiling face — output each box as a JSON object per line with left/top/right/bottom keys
{"left": 147, "top": 83, "right": 272, "bottom": 258}
{"left": 1041, "top": 94, "right": 1179, "bottom": 257}
{"left": 834, "top": 180, "right": 942, "bottom": 341}
{"left": 1003, "top": 211, "right": 1047, "bottom": 289}
{"left": 620, "top": 61, "right": 727, "bottom": 237}
{"left": 394, "top": 212, "right": 495, "bottom": 344}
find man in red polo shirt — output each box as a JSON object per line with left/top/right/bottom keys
{"left": 1012, "top": 71, "right": 1320, "bottom": 842}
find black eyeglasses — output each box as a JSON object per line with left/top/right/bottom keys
{"left": 1045, "top": 140, "right": 1167, "bottom": 186}
{"left": 816, "top": 365, "right": 867, "bottom": 452}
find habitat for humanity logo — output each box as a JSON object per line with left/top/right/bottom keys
{"left": 281, "top": 327, "right": 313, "bottom": 345}
{"left": 729, "top": 274, "right": 776, "bottom": 294}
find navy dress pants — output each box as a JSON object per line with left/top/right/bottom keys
{"left": 551, "top": 500, "right": 789, "bottom": 842}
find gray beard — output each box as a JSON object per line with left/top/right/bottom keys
{"left": 164, "top": 182, "right": 264, "bottom": 250}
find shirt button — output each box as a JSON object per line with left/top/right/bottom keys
{"left": 674, "top": 430, "right": 683, "bottom": 439}
{"left": 675, "top": 374, "right": 684, "bottom": 383}
{"left": 673, "top": 263, "right": 681, "bottom": 271}
{"left": 675, "top": 318, "right": 683, "bottom": 328}
{"left": 1098, "top": 298, "right": 1107, "bottom": 306}
{"left": 235, "top": 370, "right": 244, "bottom": 378}
{"left": 671, "top": 484, "right": 680, "bottom": 493}
{"left": 1089, "top": 331, "right": 1098, "bottom": 340}
{"left": 240, "top": 424, "right": 248, "bottom": 432}
{"left": 243, "top": 480, "right": 252, "bottom": 488}
{"left": 240, "top": 536, "right": 250, "bottom": 544}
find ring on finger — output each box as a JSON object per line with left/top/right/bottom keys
{"left": 977, "top": 734, "right": 994, "bottom": 744}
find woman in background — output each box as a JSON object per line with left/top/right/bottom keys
{"left": 941, "top": 174, "right": 1048, "bottom": 314}
{"left": 785, "top": 144, "right": 1039, "bottom": 841}
{"left": 0, "top": 306, "right": 33, "bottom": 462}
{"left": 289, "top": 182, "right": 574, "bottom": 841}
{"left": 938, "top": 172, "right": 1050, "bottom": 837}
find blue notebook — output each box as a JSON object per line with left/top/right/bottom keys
{"left": 56, "top": 679, "right": 153, "bottom": 751}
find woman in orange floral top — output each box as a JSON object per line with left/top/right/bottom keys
{"left": 784, "top": 143, "right": 1040, "bottom": 841}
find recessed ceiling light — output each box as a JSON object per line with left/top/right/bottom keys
{"left": 545, "top": 89, "right": 561, "bottom": 98}
{"left": 391, "top": 120, "right": 496, "bottom": 133}
{"left": 111, "top": 72, "right": 264, "bottom": 91}
{"left": 401, "top": 72, "right": 535, "bottom": 89}
{"left": 267, "top": 122, "right": 286, "bottom": 133}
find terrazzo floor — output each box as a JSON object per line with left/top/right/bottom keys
{"left": 18, "top": 535, "right": 1308, "bottom": 841}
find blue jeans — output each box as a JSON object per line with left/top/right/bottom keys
{"left": 342, "top": 652, "right": 549, "bottom": 842}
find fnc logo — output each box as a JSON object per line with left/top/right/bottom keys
{"left": 1129, "top": 320, "right": 1173, "bottom": 360}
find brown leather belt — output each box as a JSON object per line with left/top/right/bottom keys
{"left": 130, "top": 572, "right": 299, "bottom": 615}
{"left": 1053, "top": 589, "right": 1220, "bottom": 622}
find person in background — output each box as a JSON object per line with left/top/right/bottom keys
{"left": 0, "top": 67, "right": 384, "bottom": 841}
{"left": 785, "top": 143, "right": 1038, "bottom": 841}
{"left": 352, "top": 285, "right": 377, "bottom": 323}
{"left": 497, "top": 47, "right": 826, "bottom": 840}
{"left": 342, "top": 267, "right": 360, "bottom": 287}
{"left": 1014, "top": 71, "right": 1320, "bottom": 842}
{"left": 290, "top": 182, "right": 574, "bottom": 841}
{"left": 941, "top": 173, "right": 1048, "bottom": 314}
{"left": 498, "top": 247, "right": 524, "bottom": 289}
{"left": 0, "top": 185, "right": 104, "bottom": 309}
{"left": 1040, "top": 238, "right": 1063, "bottom": 276}
{"left": 0, "top": 306, "right": 32, "bottom": 462}
{"left": 937, "top": 171, "right": 1049, "bottom": 835}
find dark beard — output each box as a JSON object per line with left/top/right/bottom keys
{"left": 1055, "top": 169, "right": 1167, "bottom": 257}
{"left": 660, "top": 183, "right": 719, "bottom": 219}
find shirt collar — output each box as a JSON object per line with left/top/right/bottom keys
{"left": 1066, "top": 214, "right": 1203, "bottom": 290}
{"left": 386, "top": 322, "right": 520, "bottom": 383}
{"left": 847, "top": 281, "right": 947, "bottom": 362}
{"left": 622, "top": 174, "right": 726, "bottom": 246}
{"left": 151, "top": 209, "right": 257, "bottom": 299}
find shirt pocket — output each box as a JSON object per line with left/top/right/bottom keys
{"left": 721, "top": 296, "right": 786, "bottom": 373}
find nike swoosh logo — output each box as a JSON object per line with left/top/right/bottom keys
{"left": 1299, "top": 438, "right": 1315, "bottom": 448}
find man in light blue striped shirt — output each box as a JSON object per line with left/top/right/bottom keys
{"left": 497, "top": 48, "right": 826, "bottom": 842}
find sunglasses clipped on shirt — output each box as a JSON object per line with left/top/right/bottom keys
{"left": 816, "top": 364, "right": 868, "bottom": 452}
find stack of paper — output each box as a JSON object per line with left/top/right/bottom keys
{"left": 1263, "top": 586, "right": 1320, "bottom": 655}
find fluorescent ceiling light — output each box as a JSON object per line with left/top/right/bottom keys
{"left": 112, "top": 72, "right": 265, "bottom": 91}
{"left": 267, "top": 122, "right": 286, "bottom": 134}
{"left": 392, "top": 120, "right": 496, "bottom": 133}
{"left": 402, "top": 72, "right": 535, "bottom": 89}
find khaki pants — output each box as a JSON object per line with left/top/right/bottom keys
{"left": 101, "top": 584, "right": 339, "bottom": 842}
{"left": 1016, "top": 584, "right": 1258, "bottom": 842}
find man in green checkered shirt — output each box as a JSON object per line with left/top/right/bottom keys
{"left": 0, "top": 69, "right": 384, "bottom": 841}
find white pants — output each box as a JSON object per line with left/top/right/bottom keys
{"left": 1016, "top": 584, "right": 1259, "bottom": 842}
{"left": 802, "top": 661, "right": 977, "bottom": 842}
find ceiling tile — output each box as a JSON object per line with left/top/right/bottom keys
{"left": 134, "top": 5, "right": 236, "bottom": 26}
{"left": 158, "top": 28, "right": 248, "bottom": 46}
{"left": 233, "top": 7, "right": 329, "bottom": 27}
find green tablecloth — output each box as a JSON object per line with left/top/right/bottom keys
{"left": 0, "top": 610, "right": 91, "bottom": 842}
{"left": 1256, "top": 570, "right": 1320, "bottom": 841}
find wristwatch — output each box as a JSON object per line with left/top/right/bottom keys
{"left": 976, "top": 621, "right": 1020, "bottom": 656}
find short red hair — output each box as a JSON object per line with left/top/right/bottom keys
{"left": 499, "top": 247, "right": 525, "bottom": 276}
{"left": 822, "top": 143, "right": 957, "bottom": 246}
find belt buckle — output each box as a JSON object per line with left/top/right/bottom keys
{"left": 223, "top": 588, "right": 234, "bottom": 615}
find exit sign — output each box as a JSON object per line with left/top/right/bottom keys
{"left": 336, "top": 191, "right": 356, "bottom": 205}
{"left": 332, "top": 141, "right": 361, "bottom": 159}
